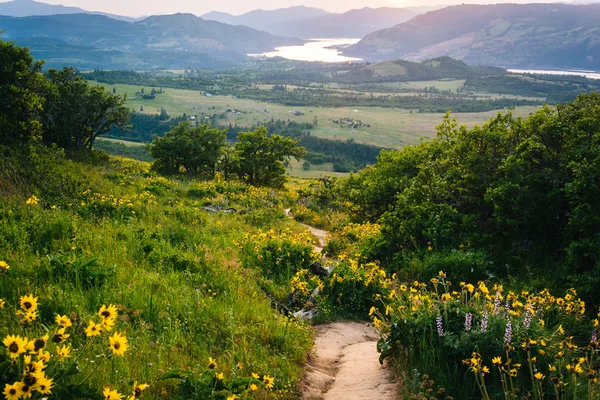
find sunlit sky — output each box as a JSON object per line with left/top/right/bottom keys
{"left": 0, "top": 0, "right": 588, "bottom": 16}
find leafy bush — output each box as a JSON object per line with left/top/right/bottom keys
{"left": 372, "top": 271, "right": 600, "bottom": 398}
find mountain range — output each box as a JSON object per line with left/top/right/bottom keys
{"left": 0, "top": 13, "right": 302, "bottom": 69}
{"left": 0, "top": 0, "right": 135, "bottom": 21}
{"left": 201, "top": 6, "right": 420, "bottom": 38}
{"left": 344, "top": 3, "right": 600, "bottom": 70}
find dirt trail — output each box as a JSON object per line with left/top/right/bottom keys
{"left": 284, "top": 208, "right": 397, "bottom": 399}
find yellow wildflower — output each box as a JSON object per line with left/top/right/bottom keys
{"left": 216, "top": 373, "right": 224, "bottom": 381}
{"left": 0, "top": 260, "right": 9, "bottom": 272}
{"left": 208, "top": 357, "right": 217, "bottom": 369}
{"left": 56, "top": 345, "right": 71, "bottom": 359}
{"left": 55, "top": 314, "right": 73, "bottom": 328}
{"left": 492, "top": 356, "right": 502, "bottom": 366}
{"left": 534, "top": 372, "right": 545, "bottom": 380}
{"left": 108, "top": 332, "right": 128, "bottom": 356}
{"left": 19, "top": 294, "right": 38, "bottom": 312}
{"left": 3, "top": 382, "right": 22, "bottom": 400}
{"left": 3, "top": 335, "right": 27, "bottom": 359}
{"left": 263, "top": 375, "right": 275, "bottom": 389}
{"left": 103, "top": 387, "right": 124, "bottom": 400}
{"left": 85, "top": 321, "right": 103, "bottom": 337}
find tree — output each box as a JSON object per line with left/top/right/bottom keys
{"left": 41, "top": 67, "right": 130, "bottom": 150}
{"left": 234, "top": 127, "right": 306, "bottom": 187}
{"left": 0, "top": 39, "right": 46, "bottom": 147}
{"left": 149, "top": 122, "right": 227, "bottom": 175}
{"left": 302, "top": 161, "right": 311, "bottom": 170}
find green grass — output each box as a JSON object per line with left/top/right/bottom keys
{"left": 0, "top": 156, "right": 313, "bottom": 399}
{"left": 93, "top": 81, "right": 541, "bottom": 149}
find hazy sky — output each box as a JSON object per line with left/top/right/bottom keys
{"left": 0, "top": 0, "right": 582, "bottom": 16}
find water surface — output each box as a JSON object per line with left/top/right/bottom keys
{"left": 250, "top": 38, "right": 362, "bottom": 63}
{"left": 508, "top": 69, "right": 600, "bottom": 80}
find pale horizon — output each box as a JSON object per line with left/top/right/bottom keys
{"left": 0, "top": 0, "right": 592, "bottom": 17}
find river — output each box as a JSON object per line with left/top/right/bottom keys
{"left": 507, "top": 69, "right": 600, "bottom": 80}
{"left": 249, "top": 38, "right": 362, "bottom": 63}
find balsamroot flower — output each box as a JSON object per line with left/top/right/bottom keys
{"left": 108, "top": 332, "right": 128, "bottom": 356}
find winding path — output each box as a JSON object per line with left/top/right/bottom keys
{"left": 285, "top": 208, "right": 397, "bottom": 399}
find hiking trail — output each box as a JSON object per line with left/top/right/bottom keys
{"left": 284, "top": 208, "right": 397, "bottom": 400}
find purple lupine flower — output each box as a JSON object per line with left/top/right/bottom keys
{"left": 523, "top": 306, "right": 533, "bottom": 329}
{"left": 465, "top": 313, "right": 473, "bottom": 332}
{"left": 481, "top": 311, "right": 489, "bottom": 333}
{"left": 493, "top": 292, "right": 501, "bottom": 315}
{"left": 592, "top": 330, "right": 598, "bottom": 344}
{"left": 504, "top": 319, "right": 513, "bottom": 344}
{"left": 504, "top": 299, "right": 511, "bottom": 314}
{"left": 436, "top": 315, "right": 444, "bottom": 337}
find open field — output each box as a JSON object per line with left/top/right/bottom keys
{"left": 96, "top": 81, "right": 541, "bottom": 148}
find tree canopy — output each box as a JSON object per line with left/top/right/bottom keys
{"left": 343, "top": 93, "right": 600, "bottom": 301}
{"left": 149, "top": 122, "right": 227, "bottom": 175}
{"left": 234, "top": 127, "right": 306, "bottom": 187}
{"left": 0, "top": 40, "right": 46, "bottom": 147}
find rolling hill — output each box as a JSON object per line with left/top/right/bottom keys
{"left": 202, "top": 6, "right": 419, "bottom": 39}
{"left": 344, "top": 3, "right": 600, "bottom": 70}
{"left": 336, "top": 56, "right": 506, "bottom": 83}
{"left": 0, "top": 13, "right": 303, "bottom": 69}
{"left": 0, "top": 0, "right": 135, "bottom": 21}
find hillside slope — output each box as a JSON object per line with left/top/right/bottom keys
{"left": 344, "top": 3, "right": 600, "bottom": 69}
{"left": 337, "top": 56, "right": 505, "bottom": 83}
{"left": 203, "top": 6, "right": 418, "bottom": 39}
{"left": 0, "top": 13, "right": 302, "bottom": 68}
{"left": 0, "top": 0, "right": 134, "bottom": 21}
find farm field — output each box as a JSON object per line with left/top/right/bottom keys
{"left": 94, "top": 81, "right": 540, "bottom": 148}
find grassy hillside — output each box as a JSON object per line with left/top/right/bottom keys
{"left": 0, "top": 154, "right": 313, "bottom": 398}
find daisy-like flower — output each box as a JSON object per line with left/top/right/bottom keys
{"left": 0, "top": 298, "right": 5, "bottom": 309}
{"left": 51, "top": 328, "right": 69, "bottom": 344}
{"left": 103, "top": 387, "right": 124, "bottom": 400}
{"left": 251, "top": 372, "right": 260, "bottom": 379}
{"left": 0, "top": 260, "right": 9, "bottom": 273}
{"left": 492, "top": 356, "right": 502, "bottom": 366}
{"left": 98, "top": 304, "right": 118, "bottom": 321}
{"left": 85, "top": 321, "right": 103, "bottom": 337}
{"left": 20, "top": 295, "right": 38, "bottom": 312}
{"left": 3, "top": 335, "right": 28, "bottom": 359}
{"left": 25, "top": 195, "right": 39, "bottom": 205}
{"left": 18, "top": 382, "right": 32, "bottom": 399}
{"left": 3, "top": 382, "right": 23, "bottom": 400}
{"left": 131, "top": 382, "right": 149, "bottom": 398}
{"left": 24, "top": 355, "right": 45, "bottom": 375}
{"left": 37, "top": 350, "right": 51, "bottom": 363}
{"left": 535, "top": 372, "right": 545, "bottom": 380}
{"left": 27, "top": 334, "right": 49, "bottom": 353}
{"left": 56, "top": 345, "right": 71, "bottom": 359}
{"left": 108, "top": 332, "right": 128, "bottom": 356}
{"left": 263, "top": 375, "right": 275, "bottom": 389}
{"left": 33, "top": 376, "right": 54, "bottom": 395}
{"left": 208, "top": 357, "right": 217, "bottom": 369}
{"left": 216, "top": 372, "right": 224, "bottom": 381}
{"left": 55, "top": 314, "right": 73, "bottom": 328}
{"left": 101, "top": 317, "right": 116, "bottom": 332}
{"left": 19, "top": 310, "right": 38, "bottom": 325}
{"left": 249, "top": 383, "right": 258, "bottom": 391}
